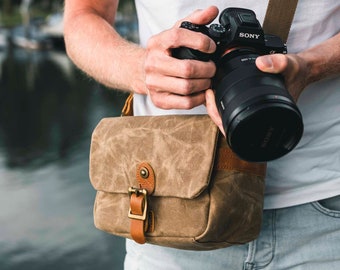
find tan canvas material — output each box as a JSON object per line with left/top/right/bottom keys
{"left": 89, "top": 115, "right": 266, "bottom": 250}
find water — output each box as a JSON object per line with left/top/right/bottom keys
{"left": 0, "top": 42, "right": 129, "bottom": 269}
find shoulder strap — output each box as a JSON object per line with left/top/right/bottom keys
{"left": 263, "top": 0, "right": 299, "bottom": 42}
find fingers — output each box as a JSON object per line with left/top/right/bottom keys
{"left": 143, "top": 6, "right": 219, "bottom": 110}
{"left": 205, "top": 89, "right": 225, "bottom": 136}
{"left": 147, "top": 26, "right": 216, "bottom": 55}
{"left": 175, "top": 6, "right": 219, "bottom": 53}
{"left": 150, "top": 90, "right": 206, "bottom": 110}
{"left": 144, "top": 44, "right": 216, "bottom": 102}
{"left": 177, "top": 6, "right": 219, "bottom": 27}
{"left": 147, "top": 76, "right": 212, "bottom": 96}
{"left": 145, "top": 52, "right": 216, "bottom": 79}
{"left": 147, "top": 6, "right": 218, "bottom": 54}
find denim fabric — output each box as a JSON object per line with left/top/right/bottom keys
{"left": 125, "top": 195, "right": 340, "bottom": 270}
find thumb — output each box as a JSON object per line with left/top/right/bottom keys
{"left": 177, "top": 6, "right": 219, "bottom": 26}
{"left": 256, "top": 54, "right": 287, "bottom": 74}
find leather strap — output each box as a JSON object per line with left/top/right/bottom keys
{"left": 129, "top": 193, "right": 147, "bottom": 244}
{"left": 215, "top": 136, "right": 267, "bottom": 178}
{"left": 263, "top": 0, "right": 299, "bottom": 42}
{"left": 121, "top": 93, "right": 134, "bottom": 116}
{"left": 129, "top": 162, "right": 155, "bottom": 244}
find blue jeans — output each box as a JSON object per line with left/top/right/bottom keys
{"left": 124, "top": 195, "right": 340, "bottom": 270}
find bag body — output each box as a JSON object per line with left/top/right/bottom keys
{"left": 90, "top": 114, "right": 266, "bottom": 250}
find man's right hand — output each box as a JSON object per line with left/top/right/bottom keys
{"left": 143, "top": 6, "right": 219, "bottom": 110}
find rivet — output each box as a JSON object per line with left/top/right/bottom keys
{"left": 140, "top": 167, "right": 149, "bottom": 179}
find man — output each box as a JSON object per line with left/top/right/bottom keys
{"left": 64, "top": 1, "right": 340, "bottom": 269}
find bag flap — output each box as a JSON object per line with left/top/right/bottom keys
{"left": 90, "top": 115, "right": 219, "bottom": 199}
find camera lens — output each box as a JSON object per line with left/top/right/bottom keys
{"left": 215, "top": 49, "right": 303, "bottom": 162}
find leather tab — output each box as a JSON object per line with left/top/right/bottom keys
{"left": 136, "top": 162, "right": 155, "bottom": 194}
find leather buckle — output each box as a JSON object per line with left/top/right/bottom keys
{"left": 128, "top": 187, "right": 148, "bottom": 221}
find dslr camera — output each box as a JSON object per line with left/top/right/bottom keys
{"left": 173, "top": 7, "right": 304, "bottom": 162}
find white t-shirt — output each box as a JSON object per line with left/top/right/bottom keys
{"left": 133, "top": 0, "right": 340, "bottom": 209}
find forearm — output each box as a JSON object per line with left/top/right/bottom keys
{"left": 256, "top": 32, "right": 340, "bottom": 101}
{"left": 298, "top": 32, "right": 340, "bottom": 85}
{"left": 64, "top": 5, "right": 147, "bottom": 94}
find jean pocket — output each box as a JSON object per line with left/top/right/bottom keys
{"left": 313, "top": 195, "right": 340, "bottom": 217}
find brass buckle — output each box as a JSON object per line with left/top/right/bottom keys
{"left": 128, "top": 187, "right": 148, "bottom": 221}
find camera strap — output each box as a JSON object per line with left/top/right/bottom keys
{"left": 263, "top": 0, "right": 299, "bottom": 42}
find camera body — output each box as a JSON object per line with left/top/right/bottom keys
{"left": 173, "top": 8, "right": 287, "bottom": 61}
{"left": 173, "top": 8, "right": 303, "bottom": 162}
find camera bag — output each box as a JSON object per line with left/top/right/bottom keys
{"left": 90, "top": 114, "right": 266, "bottom": 250}
{"left": 89, "top": 0, "right": 298, "bottom": 250}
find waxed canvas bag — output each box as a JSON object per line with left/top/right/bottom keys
{"left": 89, "top": 114, "right": 266, "bottom": 250}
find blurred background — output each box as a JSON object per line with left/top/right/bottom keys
{"left": 0, "top": 0, "right": 137, "bottom": 269}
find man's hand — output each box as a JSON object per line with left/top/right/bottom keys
{"left": 256, "top": 54, "right": 309, "bottom": 102}
{"left": 143, "top": 6, "right": 219, "bottom": 110}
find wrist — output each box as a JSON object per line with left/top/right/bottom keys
{"left": 127, "top": 47, "right": 149, "bottom": 95}
{"left": 297, "top": 50, "right": 324, "bottom": 85}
